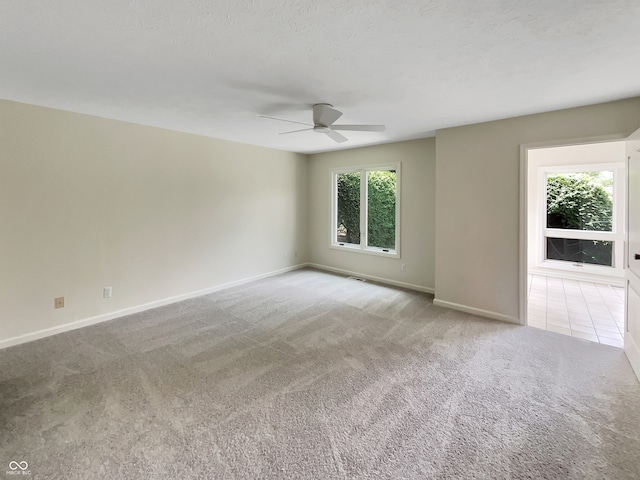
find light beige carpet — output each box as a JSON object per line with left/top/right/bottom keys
{"left": 1, "top": 268, "right": 639, "bottom": 479}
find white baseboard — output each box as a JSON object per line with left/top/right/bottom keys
{"left": 0, "top": 264, "right": 308, "bottom": 350}
{"left": 625, "top": 332, "right": 640, "bottom": 383}
{"left": 432, "top": 298, "right": 522, "bottom": 325}
{"left": 307, "top": 263, "right": 435, "bottom": 294}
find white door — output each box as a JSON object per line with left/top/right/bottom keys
{"left": 625, "top": 129, "right": 640, "bottom": 380}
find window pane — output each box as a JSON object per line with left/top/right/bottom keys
{"left": 367, "top": 170, "right": 396, "bottom": 250}
{"left": 336, "top": 172, "right": 360, "bottom": 245}
{"left": 546, "top": 237, "right": 613, "bottom": 266}
{"left": 546, "top": 171, "right": 613, "bottom": 231}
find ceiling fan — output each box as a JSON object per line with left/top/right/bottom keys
{"left": 260, "top": 104, "right": 385, "bottom": 143}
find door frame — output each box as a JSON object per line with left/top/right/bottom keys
{"left": 519, "top": 133, "right": 631, "bottom": 325}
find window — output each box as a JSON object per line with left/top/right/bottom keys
{"left": 540, "top": 164, "right": 624, "bottom": 273}
{"left": 331, "top": 164, "right": 400, "bottom": 257}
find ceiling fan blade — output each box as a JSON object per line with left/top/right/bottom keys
{"left": 279, "top": 128, "right": 314, "bottom": 135}
{"left": 325, "top": 130, "right": 348, "bottom": 143}
{"left": 330, "top": 124, "right": 386, "bottom": 132}
{"left": 313, "top": 104, "right": 343, "bottom": 126}
{"left": 260, "top": 115, "right": 313, "bottom": 127}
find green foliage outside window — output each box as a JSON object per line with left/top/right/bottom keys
{"left": 546, "top": 173, "right": 612, "bottom": 231}
{"left": 367, "top": 171, "right": 396, "bottom": 249}
{"left": 337, "top": 172, "right": 361, "bottom": 244}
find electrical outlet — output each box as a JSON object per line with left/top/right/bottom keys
{"left": 401, "top": 263, "right": 407, "bottom": 272}
{"left": 54, "top": 297, "right": 64, "bottom": 309}
{"left": 103, "top": 286, "right": 112, "bottom": 299}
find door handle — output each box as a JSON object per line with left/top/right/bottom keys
{"left": 635, "top": 253, "right": 640, "bottom": 260}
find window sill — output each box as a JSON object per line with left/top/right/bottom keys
{"left": 330, "top": 243, "right": 400, "bottom": 259}
{"left": 536, "top": 260, "right": 623, "bottom": 277}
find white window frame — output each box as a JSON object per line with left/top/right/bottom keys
{"left": 330, "top": 163, "right": 401, "bottom": 258}
{"left": 538, "top": 162, "right": 625, "bottom": 276}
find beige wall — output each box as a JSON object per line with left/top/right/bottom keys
{"left": 308, "top": 139, "right": 436, "bottom": 291}
{"left": 435, "top": 97, "right": 640, "bottom": 322}
{"left": 0, "top": 99, "right": 308, "bottom": 343}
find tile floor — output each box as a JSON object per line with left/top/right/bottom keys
{"left": 527, "top": 274, "right": 625, "bottom": 348}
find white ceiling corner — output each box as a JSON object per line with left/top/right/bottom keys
{"left": 1, "top": 0, "right": 639, "bottom": 154}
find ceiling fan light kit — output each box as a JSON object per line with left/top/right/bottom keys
{"left": 260, "top": 104, "right": 385, "bottom": 144}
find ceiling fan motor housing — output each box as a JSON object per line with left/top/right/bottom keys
{"left": 313, "top": 103, "right": 341, "bottom": 127}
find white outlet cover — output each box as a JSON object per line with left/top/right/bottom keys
{"left": 103, "top": 287, "right": 113, "bottom": 298}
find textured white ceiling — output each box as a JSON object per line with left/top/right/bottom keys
{"left": 1, "top": 0, "right": 639, "bottom": 154}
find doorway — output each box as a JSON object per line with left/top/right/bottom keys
{"left": 524, "top": 141, "right": 626, "bottom": 347}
